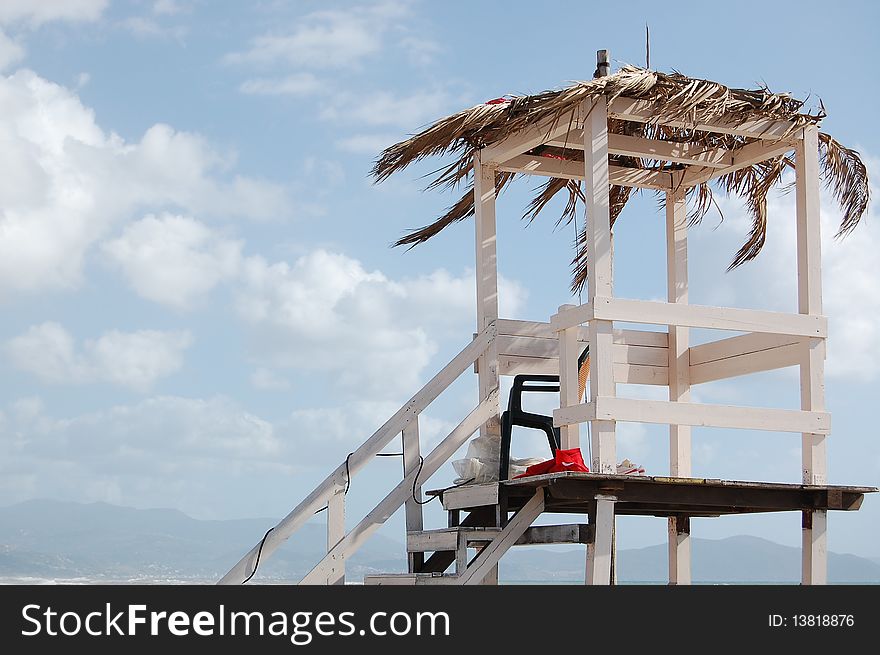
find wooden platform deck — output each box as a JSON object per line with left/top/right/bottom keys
{"left": 432, "top": 472, "right": 875, "bottom": 518}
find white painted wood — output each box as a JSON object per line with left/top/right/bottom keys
{"left": 583, "top": 96, "right": 617, "bottom": 475}
{"left": 219, "top": 326, "right": 493, "bottom": 584}
{"left": 548, "top": 132, "right": 734, "bottom": 168}
{"left": 498, "top": 336, "right": 667, "bottom": 368}
{"left": 689, "top": 341, "right": 802, "bottom": 384}
{"left": 439, "top": 482, "right": 499, "bottom": 511}
{"left": 326, "top": 488, "right": 345, "bottom": 585}
{"left": 550, "top": 302, "right": 593, "bottom": 331}
{"left": 300, "top": 391, "right": 498, "bottom": 585}
{"left": 553, "top": 396, "right": 831, "bottom": 434}
{"left": 608, "top": 165, "right": 675, "bottom": 190}
{"left": 402, "top": 419, "right": 423, "bottom": 573}
{"left": 481, "top": 114, "right": 575, "bottom": 165}
{"left": 498, "top": 355, "right": 669, "bottom": 385}
{"left": 558, "top": 324, "right": 581, "bottom": 450}
{"left": 474, "top": 152, "right": 501, "bottom": 449}
{"left": 668, "top": 517, "right": 691, "bottom": 586}
{"left": 495, "top": 155, "right": 676, "bottom": 190}
{"left": 456, "top": 489, "right": 545, "bottom": 585}
{"left": 586, "top": 494, "right": 616, "bottom": 585}
{"left": 588, "top": 297, "right": 827, "bottom": 338}
{"left": 609, "top": 96, "right": 801, "bottom": 140}
{"left": 666, "top": 189, "right": 691, "bottom": 585}
{"left": 802, "top": 510, "right": 827, "bottom": 585}
{"left": 407, "top": 527, "right": 501, "bottom": 552}
{"left": 681, "top": 138, "right": 797, "bottom": 187}
{"left": 689, "top": 332, "right": 804, "bottom": 366}
{"left": 796, "top": 125, "right": 827, "bottom": 585}
{"left": 499, "top": 318, "right": 668, "bottom": 347}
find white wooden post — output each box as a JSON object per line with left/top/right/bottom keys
{"left": 474, "top": 151, "right": 501, "bottom": 430}
{"left": 402, "top": 419, "right": 424, "bottom": 573}
{"left": 586, "top": 494, "right": 616, "bottom": 585}
{"left": 583, "top": 96, "right": 616, "bottom": 474}
{"left": 796, "top": 125, "right": 827, "bottom": 585}
{"left": 474, "top": 150, "right": 501, "bottom": 585}
{"left": 326, "top": 486, "right": 345, "bottom": 585}
{"left": 666, "top": 189, "right": 692, "bottom": 585}
{"left": 558, "top": 315, "right": 581, "bottom": 450}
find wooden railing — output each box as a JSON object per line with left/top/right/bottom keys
{"left": 550, "top": 298, "right": 829, "bottom": 439}
{"left": 218, "top": 322, "right": 497, "bottom": 585}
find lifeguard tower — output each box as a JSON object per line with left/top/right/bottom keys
{"left": 220, "top": 54, "right": 875, "bottom": 586}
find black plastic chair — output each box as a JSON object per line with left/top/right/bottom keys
{"left": 498, "top": 346, "right": 590, "bottom": 481}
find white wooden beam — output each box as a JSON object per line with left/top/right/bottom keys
{"left": 496, "top": 154, "right": 675, "bottom": 190}
{"left": 681, "top": 138, "right": 797, "bottom": 187}
{"left": 609, "top": 96, "right": 801, "bottom": 140}
{"left": 666, "top": 189, "right": 691, "bottom": 585}
{"left": 668, "top": 515, "right": 691, "bottom": 586}
{"left": 586, "top": 494, "right": 616, "bottom": 585}
{"left": 498, "top": 318, "right": 668, "bottom": 348}
{"left": 498, "top": 355, "right": 669, "bottom": 385}
{"left": 548, "top": 132, "right": 735, "bottom": 169}
{"left": 689, "top": 332, "right": 805, "bottom": 366}
{"left": 498, "top": 335, "right": 667, "bottom": 367}
{"left": 481, "top": 114, "right": 575, "bottom": 164}
{"left": 592, "top": 297, "right": 826, "bottom": 338}
{"left": 796, "top": 124, "right": 827, "bottom": 585}
{"left": 474, "top": 152, "right": 501, "bottom": 460}
{"left": 558, "top": 320, "right": 581, "bottom": 450}
{"left": 326, "top": 487, "right": 345, "bottom": 585}
{"left": 553, "top": 397, "right": 831, "bottom": 434}
{"left": 402, "top": 419, "right": 423, "bottom": 573}
{"left": 584, "top": 96, "right": 616, "bottom": 475}
{"left": 689, "top": 341, "right": 803, "bottom": 384}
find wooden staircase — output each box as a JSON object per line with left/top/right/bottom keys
{"left": 366, "top": 486, "right": 594, "bottom": 585}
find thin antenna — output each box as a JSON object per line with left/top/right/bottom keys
{"left": 645, "top": 23, "right": 651, "bottom": 69}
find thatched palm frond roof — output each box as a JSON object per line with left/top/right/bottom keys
{"left": 371, "top": 66, "right": 869, "bottom": 291}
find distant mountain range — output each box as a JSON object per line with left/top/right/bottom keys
{"left": 1, "top": 499, "right": 878, "bottom": 584}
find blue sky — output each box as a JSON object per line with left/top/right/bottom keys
{"left": 0, "top": 0, "right": 877, "bottom": 562}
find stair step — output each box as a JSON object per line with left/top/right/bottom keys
{"left": 406, "top": 527, "right": 501, "bottom": 553}
{"left": 407, "top": 524, "right": 593, "bottom": 553}
{"left": 363, "top": 573, "right": 460, "bottom": 586}
{"left": 427, "top": 482, "right": 499, "bottom": 511}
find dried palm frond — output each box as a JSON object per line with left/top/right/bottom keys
{"left": 373, "top": 66, "right": 868, "bottom": 287}
{"left": 818, "top": 133, "right": 870, "bottom": 237}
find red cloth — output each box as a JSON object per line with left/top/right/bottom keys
{"left": 514, "top": 448, "right": 589, "bottom": 478}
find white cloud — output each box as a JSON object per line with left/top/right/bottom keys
{"left": 0, "top": 29, "right": 24, "bottom": 70}
{"left": 102, "top": 214, "right": 243, "bottom": 309}
{"left": 320, "top": 88, "right": 456, "bottom": 129}
{"left": 239, "top": 73, "right": 324, "bottom": 96}
{"left": 250, "top": 367, "right": 291, "bottom": 391}
{"left": 5, "top": 322, "right": 192, "bottom": 391}
{"left": 234, "top": 249, "right": 526, "bottom": 397}
{"left": 153, "top": 0, "right": 184, "bottom": 15}
{"left": 0, "top": 70, "right": 288, "bottom": 295}
{"left": 225, "top": 3, "right": 409, "bottom": 70}
{"left": 399, "top": 35, "right": 442, "bottom": 66}
{"left": 0, "top": 0, "right": 107, "bottom": 27}
{"left": 335, "top": 133, "right": 399, "bottom": 154}
{"left": 689, "top": 157, "right": 880, "bottom": 380}
{"left": 0, "top": 395, "right": 285, "bottom": 515}
{"left": 120, "top": 16, "right": 188, "bottom": 40}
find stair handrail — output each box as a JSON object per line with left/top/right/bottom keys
{"left": 218, "top": 321, "right": 497, "bottom": 584}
